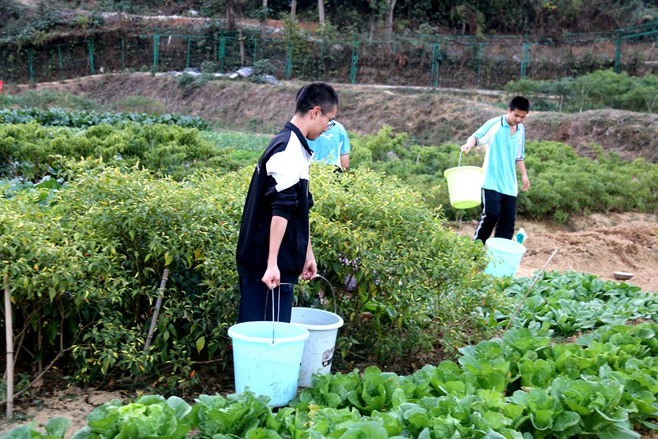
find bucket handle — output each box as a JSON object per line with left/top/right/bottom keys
{"left": 314, "top": 274, "right": 339, "bottom": 315}
{"left": 266, "top": 284, "right": 292, "bottom": 344}
{"left": 457, "top": 151, "right": 484, "bottom": 168}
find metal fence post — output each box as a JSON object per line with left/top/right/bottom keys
{"left": 389, "top": 41, "right": 397, "bottom": 83}
{"left": 521, "top": 36, "right": 530, "bottom": 79}
{"left": 350, "top": 34, "right": 359, "bottom": 84}
{"left": 286, "top": 43, "right": 292, "bottom": 79}
{"left": 477, "top": 43, "right": 484, "bottom": 87}
{"left": 57, "top": 44, "right": 64, "bottom": 81}
{"left": 318, "top": 40, "right": 325, "bottom": 79}
{"left": 186, "top": 35, "right": 192, "bottom": 69}
{"left": 431, "top": 42, "right": 440, "bottom": 87}
{"left": 28, "top": 48, "right": 34, "bottom": 82}
{"left": 615, "top": 37, "right": 621, "bottom": 73}
{"left": 88, "top": 39, "right": 95, "bottom": 75}
{"left": 218, "top": 34, "right": 226, "bottom": 73}
{"left": 153, "top": 28, "right": 160, "bottom": 73}
{"left": 121, "top": 37, "right": 125, "bottom": 71}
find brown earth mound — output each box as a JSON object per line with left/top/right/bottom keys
{"left": 9, "top": 73, "right": 658, "bottom": 163}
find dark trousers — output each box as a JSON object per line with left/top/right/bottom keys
{"left": 238, "top": 275, "right": 294, "bottom": 323}
{"left": 473, "top": 188, "right": 517, "bottom": 243}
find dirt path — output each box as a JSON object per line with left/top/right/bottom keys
{"left": 453, "top": 212, "right": 658, "bottom": 293}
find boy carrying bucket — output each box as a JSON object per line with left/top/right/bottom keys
{"left": 460, "top": 96, "right": 531, "bottom": 243}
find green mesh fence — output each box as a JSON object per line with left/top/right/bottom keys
{"left": 1, "top": 28, "right": 656, "bottom": 87}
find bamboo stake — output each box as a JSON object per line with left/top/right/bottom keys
{"left": 4, "top": 275, "right": 14, "bottom": 419}
{"left": 143, "top": 268, "right": 169, "bottom": 353}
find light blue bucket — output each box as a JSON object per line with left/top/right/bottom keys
{"left": 228, "top": 321, "right": 309, "bottom": 407}
{"left": 484, "top": 237, "right": 527, "bottom": 277}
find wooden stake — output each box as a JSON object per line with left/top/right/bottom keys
{"left": 143, "top": 269, "right": 169, "bottom": 353}
{"left": 4, "top": 275, "right": 14, "bottom": 419}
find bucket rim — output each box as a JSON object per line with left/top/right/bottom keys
{"left": 291, "top": 307, "right": 344, "bottom": 331}
{"left": 228, "top": 321, "right": 309, "bottom": 344}
{"left": 485, "top": 237, "right": 527, "bottom": 255}
{"left": 444, "top": 166, "right": 484, "bottom": 176}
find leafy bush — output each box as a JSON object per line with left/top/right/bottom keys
{"left": 0, "top": 107, "right": 209, "bottom": 130}
{"left": 252, "top": 59, "right": 275, "bottom": 76}
{"left": 176, "top": 74, "right": 208, "bottom": 95}
{"left": 1, "top": 161, "right": 497, "bottom": 388}
{"left": 10, "top": 320, "right": 658, "bottom": 438}
{"left": 200, "top": 60, "right": 218, "bottom": 74}
{"left": 0, "top": 123, "right": 226, "bottom": 182}
{"left": 305, "top": 165, "right": 498, "bottom": 360}
{"left": 506, "top": 70, "right": 658, "bottom": 113}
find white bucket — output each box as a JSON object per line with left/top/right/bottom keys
{"left": 290, "top": 307, "right": 344, "bottom": 387}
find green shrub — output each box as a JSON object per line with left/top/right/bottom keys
{"left": 200, "top": 60, "right": 218, "bottom": 74}
{"left": 506, "top": 70, "right": 658, "bottom": 113}
{"left": 0, "top": 123, "right": 219, "bottom": 182}
{"left": 2, "top": 162, "right": 499, "bottom": 388}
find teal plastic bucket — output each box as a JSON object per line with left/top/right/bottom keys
{"left": 484, "top": 237, "right": 527, "bottom": 277}
{"left": 228, "top": 321, "right": 309, "bottom": 407}
{"left": 290, "top": 307, "right": 344, "bottom": 387}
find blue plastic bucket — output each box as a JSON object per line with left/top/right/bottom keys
{"left": 290, "top": 307, "right": 344, "bottom": 387}
{"left": 484, "top": 237, "right": 527, "bottom": 277}
{"left": 228, "top": 321, "right": 309, "bottom": 407}
{"left": 444, "top": 166, "right": 484, "bottom": 209}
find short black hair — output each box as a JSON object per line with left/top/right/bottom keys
{"left": 295, "top": 82, "right": 339, "bottom": 115}
{"left": 509, "top": 96, "right": 530, "bottom": 112}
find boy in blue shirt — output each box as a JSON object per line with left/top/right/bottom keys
{"left": 307, "top": 121, "right": 351, "bottom": 170}
{"left": 460, "top": 96, "right": 531, "bottom": 243}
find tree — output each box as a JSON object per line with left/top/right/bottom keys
{"left": 318, "top": 0, "right": 325, "bottom": 25}
{"left": 290, "top": 0, "right": 297, "bottom": 23}
{"left": 384, "top": 0, "right": 397, "bottom": 39}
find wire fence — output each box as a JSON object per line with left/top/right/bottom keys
{"left": 1, "top": 27, "right": 656, "bottom": 88}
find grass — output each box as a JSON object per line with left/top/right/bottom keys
{"left": 0, "top": 89, "right": 102, "bottom": 111}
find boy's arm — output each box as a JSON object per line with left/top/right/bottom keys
{"left": 460, "top": 135, "right": 478, "bottom": 153}
{"left": 516, "top": 160, "right": 530, "bottom": 191}
{"left": 262, "top": 215, "right": 288, "bottom": 289}
{"left": 301, "top": 231, "right": 317, "bottom": 280}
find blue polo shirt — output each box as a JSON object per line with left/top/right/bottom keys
{"left": 473, "top": 115, "right": 525, "bottom": 196}
{"left": 307, "top": 121, "right": 351, "bottom": 167}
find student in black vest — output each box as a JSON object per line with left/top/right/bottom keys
{"left": 235, "top": 82, "right": 339, "bottom": 323}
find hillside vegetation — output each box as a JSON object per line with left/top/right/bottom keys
{"left": 5, "top": 74, "right": 658, "bottom": 164}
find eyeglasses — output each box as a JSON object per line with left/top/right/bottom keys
{"left": 320, "top": 108, "right": 336, "bottom": 130}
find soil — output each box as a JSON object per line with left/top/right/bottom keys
{"left": 1, "top": 74, "right": 657, "bottom": 437}
{"left": 7, "top": 74, "right": 658, "bottom": 163}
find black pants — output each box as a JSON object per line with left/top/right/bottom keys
{"left": 473, "top": 188, "right": 517, "bottom": 243}
{"left": 238, "top": 275, "right": 294, "bottom": 323}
